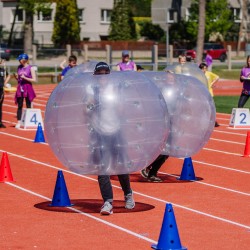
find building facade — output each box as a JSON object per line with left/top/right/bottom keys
{"left": 151, "top": 0, "right": 243, "bottom": 30}
{"left": 0, "top": 0, "right": 113, "bottom": 44}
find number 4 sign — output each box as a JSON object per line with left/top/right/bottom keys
{"left": 20, "top": 108, "right": 44, "bottom": 130}
{"left": 229, "top": 108, "right": 250, "bottom": 129}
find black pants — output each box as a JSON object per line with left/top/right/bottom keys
{"left": 147, "top": 154, "right": 169, "bottom": 177}
{"left": 238, "top": 93, "right": 250, "bottom": 108}
{"left": 98, "top": 174, "right": 132, "bottom": 203}
{"left": 0, "top": 89, "right": 4, "bottom": 123}
{"left": 16, "top": 95, "right": 31, "bottom": 120}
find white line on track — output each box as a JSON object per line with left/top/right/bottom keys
{"left": 1, "top": 149, "right": 250, "bottom": 230}
{"left": 214, "top": 130, "right": 247, "bottom": 136}
{"left": 158, "top": 172, "right": 250, "bottom": 196}
{"left": 203, "top": 147, "right": 242, "bottom": 156}
{"left": 0, "top": 132, "right": 248, "bottom": 174}
{"left": 5, "top": 182, "right": 157, "bottom": 244}
{"left": 210, "top": 138, "right": 245, "bottom": 145}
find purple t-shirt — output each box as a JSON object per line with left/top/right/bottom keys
{"left": 240, "top": 67, "right": 250, "bottom": 94}
{"left": 205, "top": 54, "right": 213, "bottom": 67}
{"left": 15, "top": 65, "right": 36, "bottom": 103}
{"left": 117, "top": 61, "right": 135, "bottom": 71}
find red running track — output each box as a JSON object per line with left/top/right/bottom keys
{"left": 0, "top": 81, "right": 249, "bottom": 250}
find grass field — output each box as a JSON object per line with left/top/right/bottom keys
{"left": 214, "top": 96, "right": 245, "bottom": 114}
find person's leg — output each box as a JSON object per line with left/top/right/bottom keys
{"left": 25, "top": 97, "right": 31, "bottom": 108}
{"left": 238, "top": 93, "right": 249, "bottom": 108}
{"left": 0, "top": 90, "right": 5, "bottom": 128}
{"left": 118, "top": 174, "right": 135, "bottom": 209}
{"left": 98, "top": 175, "right": 113, "bottom": 215}
{"left": 148, "top": 155, "right": 169, "bottom": 177}
{"left": 98, "top": 175, "right": 113, "bottom": 203}
{"left": 17, "top": 96, "right": 24, "bottom": 120}
{"left": 117, "top": 174, "right": 132, "bottom": 196}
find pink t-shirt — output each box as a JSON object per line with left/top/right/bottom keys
{"left": 117, "top": 61, "right": 135, "bottom": 71}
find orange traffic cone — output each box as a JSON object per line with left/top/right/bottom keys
{"left": 0, "top": 152, "right": 14, "bottom": 182}
{"left": 243, "top": 131, "right": 250, "bottom": 157}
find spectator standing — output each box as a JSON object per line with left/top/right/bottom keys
{"left": 199, "top": 62, "right": 220, "bottom": 127}
{"left": 117, "top": 50, "right": 137, "bottom": 71}
{"left": 238, "top": 55, "right": 250, "bottom": 108}
{"left": 60, "top": 55, "right": 77, "bottom": 80}
{"left": 205, "top": 50, "right": 213, "bottom": 71}
{"left": 14, "top": 53, "right": 36, "bottom": 129}
{"left": 0, "top": 59, "right": 11, "bottom": 128}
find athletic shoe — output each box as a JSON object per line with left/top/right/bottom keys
{"left": 15, "top": 123, "right": 21, "bottom": 129}
{"left": 214, "top": 121, "right": 220, "bottom": 127}
{"left": 0, "top": 123, "right": 6, "bottom": 128}
{"left": 140, "top": 168, "right": 149, "bottom": 178}
{"left": 125, "top": 192, "right": 135, "bottom": 209}
{"left": 100, "top": 201, "right": 113, "bottom": 215}
{"left": 148, "top": 175, "right": 163, "bottom": 183}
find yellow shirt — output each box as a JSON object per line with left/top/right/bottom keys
{"left": 205, "top": 71, "right": 219, "bottom": 97}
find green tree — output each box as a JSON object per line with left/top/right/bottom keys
{"left": 196, "top": 0, "right": 206, "bottom": 63}
{"left": 109, "top": 0, "right": 136, "bottom": 40}
{"left": 52, "top": 0, "right": 80, "bottom": 46}
{"left": 127, "top": 0, "right": 152, "bottom": 17}
{"left": 187, "top": 0, "right": 233, "bottom": 43}
{"left": 140, "top": 21, "right": 165, "bottom": 42}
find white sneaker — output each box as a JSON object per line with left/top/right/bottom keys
{"left": 100, "top": 201, "right": 113, "bottom": 215}
{"left": 15, "top": 123, "right": 21, "bottom": 129}
{"left": 125, "top": 192, "right": 135, "bottom": 209}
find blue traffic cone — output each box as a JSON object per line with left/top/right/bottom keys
{"left": 50, "top": 170, "right": 72, "bottom": 207}
{"left": 152, "top": 203, "right": 187, "bottom": 250}
{"left": 177, "top": 157, "right": 197, "bottom": 181}
{"left": 34, "top": 122, "right": 45, "bottom": 143}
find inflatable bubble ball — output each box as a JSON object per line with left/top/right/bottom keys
{"left": 142, "top": 71, "right": 216, "bottom": 158}
{"left": 45, "top": 71, "right": 170, "bottom": 175}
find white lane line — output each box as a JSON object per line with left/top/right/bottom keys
{"left": 0, "top": 132, "right": 248, "bottom": 173}
{"left": 6, "top": 182, "right": 157, "bottom": 244}
{"left": 214, "top": 130, "right": 246, "bottom": 136}
{"left": 210, "top": 138, "right": 244, "bottom": 145}
{"left": 192, "top": 159, "right": 250, "bottom": 174}
{"left": 158, "top": 172, "right": 250, "bottom": 196}
{"left": 1, "top": 149, "right": 249, "bottom": 230}
{"left": 203, "top": 147, "right": 242, "bottom": 156}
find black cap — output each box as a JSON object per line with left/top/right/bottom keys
{"left": 94, "top": 62, "right": 110, "bottom": 74}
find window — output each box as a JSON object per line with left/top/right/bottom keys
{"left": 185, "top": 8, "right": 190, "bottom": 21}
{"left": 232, "top": 8, "right": 241, "bottom": 23}
{"left": 12, "top": 8, "right": 24, "bottom": 22}
{"left": 101, "top": 9, "right": 112, "bottom": 23}
{"left": 37, "top": 9, "right": 52, "bottom": 21}
{"left": 167, "top": 9, "right": 176, "bottom": 23}
{"left": 79, "top": 9, "right": 84, "bottom": 22}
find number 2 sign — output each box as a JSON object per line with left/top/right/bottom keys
{"left": 229, "top": 108, "right": 250, "bottom": 129}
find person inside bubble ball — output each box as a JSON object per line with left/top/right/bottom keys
{"left": 116, "top": 50, "right": 137, "bottom": 71}
{"left": 199, "top": 62, "right": 220, "bottom": 127}
{"left": 237, "top": 55, "right": 250, "bottom": 108}
{"left": 14, "top": 53, "right": 36, "bottom": 129}
{"left": 92, "top": 61, "right": 135, "bottom": 215}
